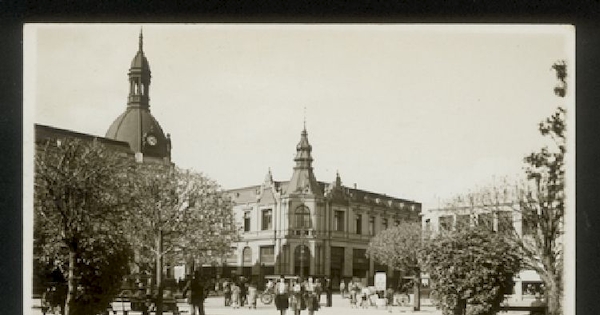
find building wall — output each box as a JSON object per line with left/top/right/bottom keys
{"left": 226, "top": 181, "right": 421, "bottom": 288}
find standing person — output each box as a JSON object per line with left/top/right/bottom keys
{"left": 49, "top": 266, "right": 67, "bottom": 315}
{"left": 182, "top": 274, "right": 196, "bottom": 315}
{"left": 339, "top": 280, "right": 346, "bottom": 299}
{"left": 385, "top": 286, "right": 395, "bottom": 313}
{"left": 349, "top": 281, "right": 358, "bottom": 308}
{"left": 223, "top": 281, "right": 231, "bottom": 306}
{"left": 248, "top": 282, "right": 258, "bottom": 309}
{"left": 360, "top": 285, "right": 370, "bottom": 309}
{"left": 275, "top": 276, "right": 289, "bottom": 315}
{"left": 231, "top": 282, "right": 241, "bottom": 309}
{"left": 305, "top": 290, "right": 319, "bottom": 315}
{"left": 290, "top": 279, "right": 305, "bottom": 315}
{"left": 239, "top": 277, "right": 247, "bottom": 307}
{"left": 314, "top": 279, "right": 322, "bottom": 304}
{"left": 325, "top": 278, "right": 332, "bottom": 307}
{"left": 183, "top": 273, "right": 207, "bottom": 315}
{"left": 306, "top": 277, "right": 314, "bottom": 293}
{"left": 182, "top": 275, "right": 194, "bottom": 315}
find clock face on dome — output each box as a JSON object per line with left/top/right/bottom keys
{"left": 146, "top": 135, "right": 158, "bottom": 146}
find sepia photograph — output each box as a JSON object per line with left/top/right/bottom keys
{"left": 23, "top": 24, "right": 574, "bottom": 315}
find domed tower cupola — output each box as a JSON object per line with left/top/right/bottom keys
{"left": 106, "top": 30, "right": 171, "bottom": 163}
{"left": 286, "top": 125, "right": 322, "bottom": 196}
{"left": 128, "top": 30, "right": 151, "bottom": 109}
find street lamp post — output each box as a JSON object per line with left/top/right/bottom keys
{"left": 300, "top": 239, "right": 304, "bottom": 279}
{"left": 298, "top": 195, "right": 312, "bottom": 280}
{"left": 300, "top": 231, "right": 306, "bottom": 279}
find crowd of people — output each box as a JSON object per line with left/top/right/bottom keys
{"left": 181, "top": 274, "right": 416, "bottom": 314}
{"left": 273, "top": 276, "right": 332, "bottom": 315}
{"left": 209, "top": 275, "right": 336, "bottom": 314}
{"left": 339, "top": 279, "right": 397, "bottom": 309}
{"left": 220, "top": 277, "right": 259, "bottom": 309}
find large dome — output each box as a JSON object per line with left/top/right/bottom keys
{"left": 105, "top": 31, "right": 171, "bottom": 162}
{"left": 105, "top": 108, "right": 170, "bottom": 159}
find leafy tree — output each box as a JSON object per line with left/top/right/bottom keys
{"left": 127, "top": 164, "right": 239, "bottom": 315}
{"left": 517, "top": 108, "right": 565, "bottom": 314}
{"left": 420, "top": 227, "right": 522, "bottom": 315}
{"left": 68, "top": 233, "right": 132, "bottom": 315}
{"left": 367, "top": 221, "right": 424, "bottom": 310}
{"left": 35, "top": 138, "right": 135, "bottom": 315}
{"left": 436, "top": 62, "right": 567, "bottom": 315}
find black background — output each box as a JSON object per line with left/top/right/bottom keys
{"left": 2, "top": 1, "right": 599, "bottom": 314}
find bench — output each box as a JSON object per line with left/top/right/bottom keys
{"left": 110, "top": 299, "right": 132, "bottom": 314}
{"left": 109, "top": 298, "right": 180, "bottom": 315}
{"left": 499, "top": 305, "right": 546, "bottom": 314}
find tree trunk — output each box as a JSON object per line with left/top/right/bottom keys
{"left": 540, "top": 253, "right": 562, "bottom": 315}
{"left": 453, "top": 299, "right": 466, "bottom": 315}
{"left": 64, "top": 249, "right": 76, "bottom": 315}
{"left": 413, "top": 274, "right": 421, "bottom": 311}
{"left": 156, "top": 230, "right": 164, "bottom": 315}
{"left": 545, "top": 272, "right": 562, "bottom": 315}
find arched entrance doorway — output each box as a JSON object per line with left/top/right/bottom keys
{"left": 294, "top": 244, "right": 310, "bottom": 278}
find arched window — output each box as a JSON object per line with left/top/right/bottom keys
{"left": 295, "top": 205, "right": 312, "bottom": 229}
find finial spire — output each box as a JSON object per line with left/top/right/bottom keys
{"left": 303, "top": 106, "right": 307, "bottom": 131}
{"left": 264, "top": 167, "right": 273, "bottom": 185}
{"left": 139, "top": 27, "right": 144, "bottom": 52}
{"left": 335, "top": 170, "right": 342, "bottom": 187}
{"left": 287, "top": 123, "right": 321, "bottom": 195}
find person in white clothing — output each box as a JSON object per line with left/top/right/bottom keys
{"left": 360, "top": 286, "right": 370, "bottom": 309}
{"left": 275, "top": 276, "right": 289, "bottom": 315}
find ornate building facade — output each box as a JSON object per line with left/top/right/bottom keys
{"left": 224, "top": 126, "right": 422, "bottom": 288}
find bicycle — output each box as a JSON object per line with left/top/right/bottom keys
{"left": 260, "top": 288, "right": 275, "bottom": 305}
{"left": 394, "top": 293, "right": 411, "bottom": 307}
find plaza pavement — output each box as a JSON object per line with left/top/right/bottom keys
{"left": 196, "top": 294, "right": 442, "bottom": 315}
{"left": 29, "top": 294, "right": 440, "bottom": 315}
{"left": 28, "top": 294, "right": 530, "bottom": 315}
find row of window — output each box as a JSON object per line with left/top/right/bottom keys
{"left": 244, "top": 209, "right": 273, "bottom": 232}
{"left": 436, "top": 212, "right": 515, "bottom": 233}
{"left": 244, "top": 207, "right": 311, "bottom": 232}
{"left": 243, "top": 207, "right": 402, "bottom": 236}
{"left": 228, "top": 245, "right": 275, "bottom": 264}
{"left": 229, "top": 245, "right": 371, "bottom": 274}
{"left": 335, "top": 211, "right": 401, "bottom": 235}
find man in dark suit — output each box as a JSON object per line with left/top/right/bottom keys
{"left": 183, "top": 272, "right": 207, "bottom": 315}
{"left": 325, "top": 278, "right": 332, "bottom": 307}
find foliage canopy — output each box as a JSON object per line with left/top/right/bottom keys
{"left": 127, "top": 164, "right": 239, "bottom": 270}
{"left": 367, "top": 221, "right": 422, "bottom": 275}
{"left": 35, "top": 138, "right": 135, "bottom": 315}
{"left": 125, "top": 164, "right": 239, "bottom": 315}
{"left": 420, "top": 227, "right": 521, "bottom": 315}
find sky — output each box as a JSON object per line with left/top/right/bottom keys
{"left": 24, "top": 24, "right": 574, "bottom": 210}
